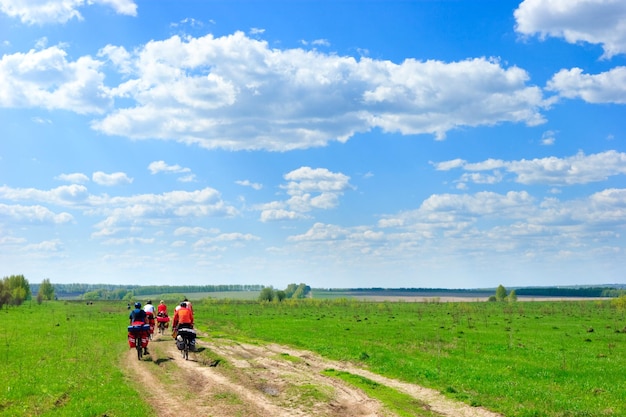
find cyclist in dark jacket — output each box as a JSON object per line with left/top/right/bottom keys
{"left": 129, "top": 302, "right": 149, "bottom": 354}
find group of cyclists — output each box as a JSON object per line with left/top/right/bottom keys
{"left": 128, "top": 298, "right": 194, "bottom": 355}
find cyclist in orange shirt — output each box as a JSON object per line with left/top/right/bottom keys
{"left": 172, "top": 302, "right": 194, "bottom": 330}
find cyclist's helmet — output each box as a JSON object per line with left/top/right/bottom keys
{"left": 134, "top": 302, "right": 141, "bottom": 308}
{"left": 147, "top": 300, "right": 152, "bottom": 304}
{"left": 180, "top": 302, "right": 187, "bottom": 307}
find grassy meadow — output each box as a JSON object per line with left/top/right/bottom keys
{"left": 1, "top": 298, "right": 625, "bottom": 416}
{"left": 202, "top": 298, "right": 626, "bottom": 417}
{"left": 0, "top": 301, "right": 152, "bottom": 417}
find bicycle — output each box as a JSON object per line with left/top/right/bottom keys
{"left": 128, "top": 323, "right": 150, "bottom": 360}
{"left": 135, "top": 334, "right": 143, "bottom": 360}
{"left": 176, "top": 327, "right": 196, "bottom": 360}
{"left": 157, "top": 313, "right": 169, "bottom": 335}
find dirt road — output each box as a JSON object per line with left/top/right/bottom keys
{"left": 124, "top": 332, "right": 503, "bottom": 417}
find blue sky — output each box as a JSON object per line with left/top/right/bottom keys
{"left": 1, "top": 0, "right": 625, "bottom": 289}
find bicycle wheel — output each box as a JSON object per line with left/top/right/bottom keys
{"left": 136, "top": 336, "right": 142, "bottom": 360}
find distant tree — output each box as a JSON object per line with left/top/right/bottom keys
{"left": 284, "top": 284, "right": 298, "bottom": 299}
{"left": 612, "top": 295, "right": 626, "bottom": 312}
{"left": 0, "top": 280, "right": 10, "bottom": 308}
{"left": 508, "top": 289, "right": 517, "bottom": 302}
{"left": 2, "top": 275, "right": 31, "bottom": 305}
{"left": 292, "top": 283, "right": 311, "bottom": 299}
{"left": 38, "top": 278, "right": 55, "bottom": 301}
{"left": 275, "top": 290, "right": 286, "bottom": 302}
{"left": 258, "top": 287, "right": 275, "bottom": 302}
{"left": 495, "top": 285, "right": 508, "bottom": 302}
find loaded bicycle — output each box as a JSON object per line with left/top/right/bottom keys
{"left": 175, "top": 327, "right": 196, "bottom": 360}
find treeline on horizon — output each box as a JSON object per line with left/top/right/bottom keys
{"left": 319, "top": 286, "right": 626, "bottom": 298}
{"left": 29, "top": 282, "right": 626, "bottom": 300}
{"left": 34, "top": 283, "right": 265, "bottom": 300}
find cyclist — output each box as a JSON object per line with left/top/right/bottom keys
{"left": 172, "top": 302, "right": 195, "bottom": 353}
{"left": 156, "top": 300, "right": 169, "bottom": 332}
{"left": 172, "top": 302, "right": 194, "bottom": 330}
{"left": 144, "top": 300, "right": 156, "bottom": 339}
{"left": 183, "top": 297, "right": 193, "bottom": 314}
{"left": 157, "top": 300, "right": 167, "bottom": 315}
{"left": 129, "top": 302, "right": 150, "bottom": 355}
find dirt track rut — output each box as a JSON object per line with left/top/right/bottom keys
{"left": 125, "top": 332, "right": 503, "bottom": 417}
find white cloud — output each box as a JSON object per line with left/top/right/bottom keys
{"left": 91, "top": 187, "right": 238, "bottom": 237}
{"left": 102, "top": 237, "right": 155, "bottom": 246}
{"left": 22, "top": 239, "right": 63, "bottom": 252}
{"left": 89, "top": 32, "right": 548, "bottom": 150}
{"left": 0, "top": 0, "right": 137, "bottom": 24}
{"left": 0, "top": 184, "right": 90, "bottom": 205}
{"left": 174, "top": 226, "right": 219, "bottom": 236}
{"left": 0, "top": 203, "right": 73, "bottom": 224}
{"left": 515, "top": 0, "right": 626, "bottom": 58}
{"left": 434, "top": 158, "right": 466, "bottom": 171}
{"left": 312, "top": 39, "right": 330, "bottom": 47}
{"left": 284, "top": 167, "right": 352, "bottom": 194}
{"left": 148, "top": 160, "right": 192, "bottom": 175}
{"left": 260, "top": 208, "right": 307, "bottom": 222}
{"left": 0, "top": 46, "right": 111, "bottom": 114}
{"left": 438, "top": 150, "right": 626, "bottom": 186}
{"left": 192, "top": 232, "right": 260, "bottom": 251}
{"left": 56, "top": 173, "right": 90, "bottom": 183}
{"left": 92, "top": 171, "right": 133, "bottom": 186}
{"left": 259, "top": 167, "right": 352, "bottom": 222}
{"left": 541, "top": 130, "right": 557, "bottom": 146}
{"left": 235, "top": 180, "right": 263, "bottom": 190}
{"left": 547, "top": 67, "right": 626, "bottom": 104}
{"left": 249, "top": 27, "right": 265, "bottom": 35}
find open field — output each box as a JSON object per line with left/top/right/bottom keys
{"left": 202, "top": 298, "right": 626, "bottom": 416}
{"left": 1, "top": 298, "right": 625, "bottom": 416}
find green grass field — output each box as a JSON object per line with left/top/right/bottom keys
{"left": 1, "top": 298, "right": 624, "bottom": 416}
{"left": 0, "top": 301, "right": 151, "bottom": 416}
{"left": 201, "top": 298, "right": 626, "bottom": 417}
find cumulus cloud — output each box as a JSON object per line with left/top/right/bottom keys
{"left": 148, "top": 161, "right": 187, "bottom": 174}
{"left": 547, "top": 67, "right": 626, "bottom": 104}
{"left": 88, "top": 32, "right": 547, "bottom": 150}
{"left": 0, "top": 32, "right": 549, "bottom": 151}
{"left": 0, "top": 184, "right": 90, "bottom": 205}
{"left": 258, "top": 167, "right": 352, "bottom": 222}
{"left": 0, "top": 46, "right": 111, "bottom": 114}
{"left": 56, "top": 173, "right": 90, "bottom": 184}
{"left": 235, "top": 180, "right": 263, "bottom": 190}
{"left": 0, "top": 0, "right": 137, "bottom": 24}
{"left": 0, "top": 184, "right": 239, "bottom": 233}
{"left": 91, "top": 187, "right": 238, "bottom": 234}
{"left": 436, "top": 151, "right": 626, "bottom": 186}
{"left": 0, "top": 203, "right": 73, "bottom": 224}
{"left": 515, "top": 0, "right": 626, "bottom": 58}
{"left": 372, "top": 187, "right": 626, "bottom": 253}
{"left": 148, "top": 161, "right": 193, "bottom": 180}
{"left": 92, "top": 171, "right": 133, "bottom": 186}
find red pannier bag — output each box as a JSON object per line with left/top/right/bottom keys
{"left": 127, "top": 323, "right": 150, "bottom": 348}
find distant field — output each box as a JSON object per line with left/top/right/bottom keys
{"left": 310, "top": 289, "right": 608, "bottom": 302}
{"left": 138, "top": 290, "right": 261, "bottom": 301}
